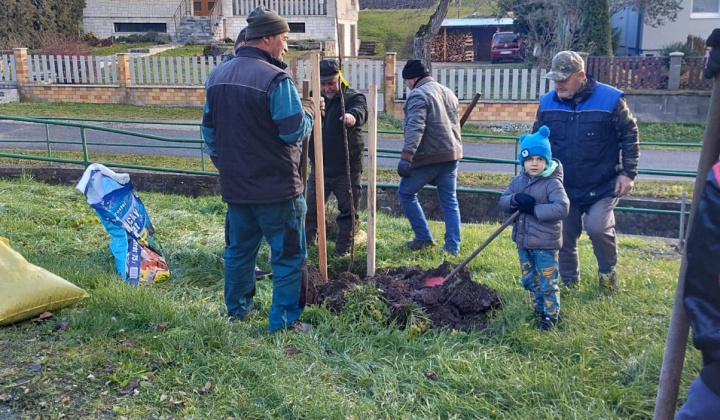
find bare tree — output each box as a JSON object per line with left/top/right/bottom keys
{"left": 609, "top": 0, "right": 682, "bottom": 28}
{"left": 496, "top": 0, "right": 585, "bottom": 67}
{"left": 412, "top": 0, "right": 452, "bottom": 70}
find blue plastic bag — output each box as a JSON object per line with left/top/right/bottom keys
{"left": 76, "top": 163, "right": 169, "bottom": 285}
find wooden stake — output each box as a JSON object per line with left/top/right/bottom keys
{"left": 654, "top": 72, "right": 720, "bottom": 419}
{"left": 310, "top": 53, "right": 328, "bottom": 281}
{"left": 366, "top": 84, "right": 378, "bottom": 277}
{"left": 301, "top": 80, "right": 310, "bottom": 195}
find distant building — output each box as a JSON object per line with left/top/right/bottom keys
{"left": 83, "top": 0, "right": 360, "bottom": 57}
{"left": 612, "top": 0, "right": 720, "bottom": 56}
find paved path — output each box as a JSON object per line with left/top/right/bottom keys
{"left": 0, "top": 119, "right": 699, "bottom": 181}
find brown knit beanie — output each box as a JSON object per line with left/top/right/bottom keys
{"left": 245, "top": 6, "right": 290, "bottom": 40}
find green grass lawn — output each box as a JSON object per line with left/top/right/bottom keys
{"left": 0, "top": 177, "right": 698, "bottom": 418}
{"left": 87, "top": 42, "right": 157, "bottom": 56}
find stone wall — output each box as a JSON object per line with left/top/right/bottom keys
{"left": 0, "top": 165, "right": 687, "bottom": 240}
{"left": 624, "top": 90, "right": 711, "bottom": 124}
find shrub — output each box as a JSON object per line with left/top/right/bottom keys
{"left": 38, "top": 33, "right": 88, "bottom": 56}
{"left": 115, "top": 32, "right": 171, "bottom": 44}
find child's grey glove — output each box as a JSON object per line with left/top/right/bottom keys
{"left": 514, "top": 193, "right": 536, "bottom": 214}
{"left": 397, "top": 159, "right": 412, "bottom": 178}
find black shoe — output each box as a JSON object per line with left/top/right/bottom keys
{"left": 254, "top": 267, "right": 272, "bottom": 279}
{"left": 537, "top": 315, "right": 557, "bottom": 331}
{"left": 406, "top": 239, "right": 436, "bottom": 251}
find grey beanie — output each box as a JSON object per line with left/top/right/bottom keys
{"left": 234, "top": 28, "right": 247, "bottom": 49}
{"left": 245, "top": 6, "right": 290, "bottom": 40}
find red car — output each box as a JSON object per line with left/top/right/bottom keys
{"left": 491, "top": 32, "right": 524, "bottom": 64}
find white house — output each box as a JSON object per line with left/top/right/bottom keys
{"left": 83, "top": 0, "right": 360, "bottom": 56}
{"left": 612, "top": 0, "right": 720, "bottom": 56}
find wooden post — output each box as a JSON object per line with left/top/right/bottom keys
{"left": 310, "top": 53, "right": 328, "bottom": 281}
{"left": 366, "top": 84, "right": 378, "bottom": 277}
{"left": 384, "top": 52, "right": 397, "bottom": 117}
{"left": 443, "top": 28, "right": 447, "bottom": 62}
{"left": 301, "top": 80, "right": 311, "bottom": 195}
{"left": 654, "top": 71, "right": 720, "bottom": 419}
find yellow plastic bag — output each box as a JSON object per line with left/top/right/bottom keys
{"left": 0, "top": 241, "right": 89, "bottom": 325}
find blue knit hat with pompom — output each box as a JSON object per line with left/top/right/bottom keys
{"left": 518, "top": 125, "right": 552, "bottom": 165}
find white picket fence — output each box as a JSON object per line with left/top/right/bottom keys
{"left": 26, "top": 55, "right": 117, "bottom": 84}
{"left": 129, "top": 55, "right": 222, "bottom": 86}
{"left": 19, "top": 53, "right": 555, "bottom": 101}
{"left": 396, "top": 62, "right": 553, "bottom": 101}
{"left": 0, "top": 53, "right": 17, "bottom": 83}
{"left": 293, "top": 58, "right": 384, "bottom": 93}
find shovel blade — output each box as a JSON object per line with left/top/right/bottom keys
{"left": 425, "top": 276, "right": 448, "bottom": 287}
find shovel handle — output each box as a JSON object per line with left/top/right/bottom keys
{"left": 444, "top": 211, "right": 520, "bottom": 283}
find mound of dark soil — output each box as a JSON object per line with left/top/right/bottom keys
{"left": 310, "top": 262, "right": 502, "bottom": 331}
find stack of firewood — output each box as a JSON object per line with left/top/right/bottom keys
{"left": 431, "top": 30, "right": 473, "bottom": 62}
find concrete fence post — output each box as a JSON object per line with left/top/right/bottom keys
{"left": 13, "top": 48, "right": 29, "bottom": 86}
{"left": 384, "top": 52, "right": 396, "bottom": 117}
{"left": 668, "top": 52, "right": 684, "bottom": 91}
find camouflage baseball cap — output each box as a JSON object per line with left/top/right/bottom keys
{"left": 544, "top": 51, "right": 584, "bottom": 81}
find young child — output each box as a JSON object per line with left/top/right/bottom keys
{"left": 499, "top": 126, "right": 569, "bottom": 330}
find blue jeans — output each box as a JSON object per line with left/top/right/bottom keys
{"left": 224, "top": 196, "right": 307, "bottom": 332}
{"left": 676, "top": 377, "right": 720, "bottom": 419}
{"left": 397, "top": 160, "right": 461, "bottom": 254}
{"left": 519, "top": 249, "right": 560, "bottom": 319}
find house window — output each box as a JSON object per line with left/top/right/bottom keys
{"left": 692, "top": 0, "right": 720, "bottom": 16}
{"left": 114, "top": 23, "right": 167, "bottom": 33}
{"left": 288, "top": 23, "right": 305, "bottom": 33}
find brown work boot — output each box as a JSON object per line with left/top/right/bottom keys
{"left": 286, "top": 320, "right": 312, "bottom": 333}
{"left": 599, "top": 271, "right": 618, "bottom": 294}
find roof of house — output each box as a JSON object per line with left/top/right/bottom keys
{"left": 441, "top": 18, "right": 514, "bottom": 28}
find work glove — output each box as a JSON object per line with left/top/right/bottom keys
{"left": 514, "top": 193, "right": 536, "bottom": 214}
{"left": 301, "top": 98, "right": 315, "bottom": 119}
{"left": 397, "top": 159, "right": 412, "bottom": 178}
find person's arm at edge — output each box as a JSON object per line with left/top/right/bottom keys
{"left": 613, "top": 96, "right": 640, "bottom": 180}
{"left": 270, "top": 78, "right": 313, "bottom": 144}
{"left": 201, "top": 94, "right": 217, "bottom": 158}
{"left": 346, "top": 89, "right": 368, "bottom": 127}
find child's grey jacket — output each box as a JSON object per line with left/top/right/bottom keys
{"left": 499, "top": 159, "right": 570, "bottom": 250}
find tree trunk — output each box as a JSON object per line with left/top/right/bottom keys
{"left": 413, "top": 0, "right": 452, "bottom": 71}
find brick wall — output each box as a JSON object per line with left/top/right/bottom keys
{"left": 386, "top": 101, "right": 538, "bottom": 124}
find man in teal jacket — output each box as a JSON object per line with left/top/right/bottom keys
{"left": 202, "top": 6, "right": 314, "bottom": 333}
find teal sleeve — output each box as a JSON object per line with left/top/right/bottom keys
{"left": 269, "top": 78, "right": 313, "bottom": 144}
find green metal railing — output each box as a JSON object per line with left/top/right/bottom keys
{"left": 0, "top": 115, "right": 699, "bottom": 220}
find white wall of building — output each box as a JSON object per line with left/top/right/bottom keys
{"left": 83, "top": 0, "right": 177, "bottom": 39}
{"left": 641, "top": 0, "right": 720, "bottom": 55}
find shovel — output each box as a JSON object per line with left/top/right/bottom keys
{"left": 425, "top": 211, "right": 520, "bottom": 287}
